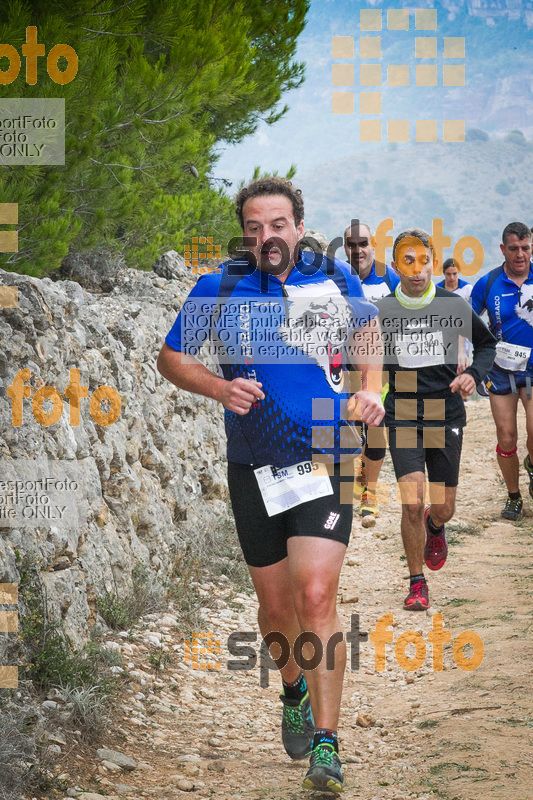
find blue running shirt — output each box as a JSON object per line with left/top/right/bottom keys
{"left": 359, "top": 261, "right": 399, "bottom": 301}
{"left": 436, "top": 277, "right": 472, "bottom": 301}
{"left": 471, "top": 263, "right": 533, "bottom": 375}
{"left": 165, "top": 252, "right": 378, "bottom": 467}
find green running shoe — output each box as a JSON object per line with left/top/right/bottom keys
{"left": 280, "top": 690, "right": 314, "bottom": 760}
{"left": 302, "top": 743, "right": 344, "bottom": 793}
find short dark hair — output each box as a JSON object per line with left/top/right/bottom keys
{"left": 502, "top": 221, "right": 531, "bottom": 244}
{"left": 443, "top": 258, "right": 457, "bottom": 273}
{"left": 235, "top": 177, "right": 304, "bottom": 229}
{"left": 344, "top": 221, "right": 373, "bottom": 241}
{"left": 392, "top": 227, "right": 431, "bottom": 262}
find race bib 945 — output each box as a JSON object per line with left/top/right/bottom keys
{"left": 494, "top": 341, "right": 531, "bottom": 372}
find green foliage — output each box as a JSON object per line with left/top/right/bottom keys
{"left": 96, "top": 562, "right": 165, "bottom": 630}
{"left": 147, "top": 646, "right": 173, "bottom": 672}
{"left": 0, "top": 0, "right": 308, "bottom": 276}
{"left": 57, "top": 682, "right": 111, "bottom": 737}
{"left": 166, "top": 552, "right": 205, "bottom": 632}
{"left": 16, "top": 554, "right": 119, "bottom": 704}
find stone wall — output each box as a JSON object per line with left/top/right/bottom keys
{"left": 0, "top": 254, "right": 228, "bottom": 647}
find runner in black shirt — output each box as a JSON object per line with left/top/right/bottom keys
{"left": 376, "top": 228, "right": 496, "bottom": 610}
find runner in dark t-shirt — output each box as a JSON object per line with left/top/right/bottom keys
{"left": 377, "top": 228, "right": 496, "bottom": 611}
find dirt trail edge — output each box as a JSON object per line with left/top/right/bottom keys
{"left": 51, "top": 398, "right": 533, "bottom": 800}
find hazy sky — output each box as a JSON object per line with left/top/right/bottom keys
{"left": 215, "top": 0, "right": 532, "bottom": 189}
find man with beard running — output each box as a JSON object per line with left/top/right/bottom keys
{"left": 158, "top": 177, "right": 384, "bottom": 792}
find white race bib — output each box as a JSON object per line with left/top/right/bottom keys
{"left": 396, "top": 330, "right": 446, "bottom": 369}
{"left": 254, "top": 461, "right": 333, "bottom": 517}
{"left": 494, "top": 341, "right": 532, "bottom": 372}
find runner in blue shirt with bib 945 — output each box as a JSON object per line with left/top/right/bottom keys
{"left": 471, "top": 221, "right": 533, "bottom": 521}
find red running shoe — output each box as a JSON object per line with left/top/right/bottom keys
{"left": 424, "top": 506, "right": 448, "bottom": 571}
{"left": 404, "top": 580, "right": 429, "bottom": 611}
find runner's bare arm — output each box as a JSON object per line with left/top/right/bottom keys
{"left": 156, "top": 343, "right": 265, "bottom": 415}
{"left": 457, "top": 335, "right": 469, "bottom": 375}
{"left": 346, "top": 316, "right": 385, "bottom": 426}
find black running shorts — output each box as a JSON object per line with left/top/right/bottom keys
{"left": 227, "top": 462, "right": 353, "bottom": 568}
{"left": 388, "top": 425, "right": 463, "bottom": 487}
{"left": 363, "top": 418, "right": 387, "bottom": 462}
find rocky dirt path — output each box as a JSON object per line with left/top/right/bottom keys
{"left": 46, "top": 398, "right": 533, "bottom": 800}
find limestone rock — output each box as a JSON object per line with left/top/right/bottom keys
{"left": 356, "top": 712, "right": 376, "bottom": 728}
{"left": 152, "top": 250, "right": 188, "bottom": 281}
{"left": 0, "top": 265, "right": 229, "bottom": 652}
{"left": 95, "top": 748, "right": 137, "bottom": 771}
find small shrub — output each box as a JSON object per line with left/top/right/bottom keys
{"left": 147, "top": 647, "right": 173, "bottom": 672}
{"left": 57, "top": 682, "right": 110, "bottom": 739}
{"left": 0, "top": 700, "right": 52, "bottom": 800}
{"left": 18, "top": 555, "right": 99, "bottom": 692}
{"left": 17, "top": 554, "right": 120, "bottom": 699}
{"left": 97, "top": 562, "right": 165, "bottom": 631}
{"left": 166, "top": 553, "right": 205, "bottom": 633}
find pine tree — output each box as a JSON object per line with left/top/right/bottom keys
{"left": 0, "top": 0, "right": 308, "bottom": 276}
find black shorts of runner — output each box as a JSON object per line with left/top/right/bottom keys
{"left": 388, "top": 425, "right": 463, "bottom": 487}
{"left": 227, "top": 462, "right": 353, "bottom": 568}
{"left": 363, "top": 418, "right": 386, "bottom": 462}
